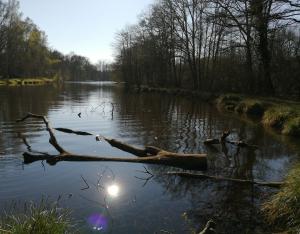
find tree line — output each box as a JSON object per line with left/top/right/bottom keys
{"left": 113, "top": 0, "right": 300, "bottom": 98}
{"left": 0, "top": 0, "right": 111, "bottom": 81}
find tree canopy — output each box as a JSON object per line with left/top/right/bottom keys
{"left": 0, "top": 0, "right": 111, "bottom": 81}
{"left": 113, "top": 0, "right": 300, "bottom": 98}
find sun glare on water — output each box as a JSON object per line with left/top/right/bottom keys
{"left": 107, "top": 184, "right": 120, "bottom": 197}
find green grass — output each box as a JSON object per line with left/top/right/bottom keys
{"left": 0, "top": 200, "right": 75, "bottom": 234}
{"left": 263, "top": 164, "right": 300, "bottom": 232}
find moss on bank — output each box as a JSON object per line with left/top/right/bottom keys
{"left": 0, "top": 200, "right": 74, "bottom": 234}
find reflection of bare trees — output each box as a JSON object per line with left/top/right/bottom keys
{"left": 0, "top": 83, "right": 110, "bottom": 154}
{"left": 150, "top": 170, "right": 273, "bottom": 233}
{"left": 134, "top": 166, "right": 154, "bottom": 187}
{"left": 110, "top": 89, "right": 298, "bottom": 233}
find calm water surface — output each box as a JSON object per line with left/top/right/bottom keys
{"left": 0, "top": 82, "right": 299, "bottom": 233}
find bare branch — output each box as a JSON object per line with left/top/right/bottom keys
{"left": 17, "top": 113, "right": 68, "bottom": 155}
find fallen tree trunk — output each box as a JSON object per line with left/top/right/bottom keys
{"left": 166, "top": 172, "right": 283, "bottom": 188}
{"left": 17, "top": 113, "right": 207, "bottom": 170}
{"left": 55, "top": 127, "right": 162, "bottom": 157}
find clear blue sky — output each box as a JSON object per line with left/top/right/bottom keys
{"left": 19, "top": 0, "right": 153, "bottom": 64}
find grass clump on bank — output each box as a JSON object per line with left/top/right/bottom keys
{"left": 262, "top": 106, "right": 300, "bottom": 136}
{"left": 235, "top": 99, "right": 267, "bottom": 117}
{"left": 0, "top": 200, "right": 74, "bottom": 234}
{"left": 217, "top": 94, "right": 267, "bottom": 117}
{"left": 216, "top": 94, "right": 242, "bottom": 111}
{"left": 262, "top": 106, "right": 295, "bottom": 129}
{"left": 282, "top": 117, "right": 300, "bottom": 137}
{"left": 263, "top": 164, "right": 300, "bottom": 232}
{"left": 217, "top": 94, "right": 300, "bottom": 137}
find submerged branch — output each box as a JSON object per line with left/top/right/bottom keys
{"left": 166, "top": 172, "right": 283, "bottom": 188}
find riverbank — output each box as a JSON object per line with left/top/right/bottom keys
{"left": 216, "top": 94, "right": 300, "bottom": 137}
{"left": 0, "top": 76, "right": 58, "bottom": 87}
{"left": 132, "top": 86, "right": 300, "bottom": 137}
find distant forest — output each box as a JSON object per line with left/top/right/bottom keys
{"left": 0, "top": 0, "right": 111, "bottom": 81}
{"left": 113, "top": 0, "right": 300, "bottom": 98}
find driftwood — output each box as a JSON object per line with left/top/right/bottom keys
{"left": 16, "top": 113, "right": 207, "bottom": 170}
{"left": 166, "top": 172, "right": 283, "bottom": 188}
{"left": 204, "top": 131, "right": 258, "bottom": 148}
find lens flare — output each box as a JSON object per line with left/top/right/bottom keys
{"left": 107, "top": 184, "right": 120, "bottom": 197}
{"left": 88, "top": 213, "right": 108, "bottom": 231}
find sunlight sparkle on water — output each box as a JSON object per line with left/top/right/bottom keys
{"left": 107, "top": 184, "right": 120, "bottom": 197}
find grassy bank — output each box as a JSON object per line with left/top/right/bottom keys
{"left": 0, "top": 200, "right": 74, "bottom": 234}
{"left": 262, "top": 164, "right": 300, "bottom": 232}
{"left": 0, "top": 76, "right": 58, "bottom": 87}
{"left": 216, "top": 94, "right": 300, "bottom": 137}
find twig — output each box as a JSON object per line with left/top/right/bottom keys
{"left": 135, "top": 166, "right": 154, "bottom": 187}
{"left": 16, "top": 113, "right": 68, "bottom": 154}
{"left": 17, "top": 132, "right": 50, "bottom": 156}
{"left": 80, "top": 175, "right": 90, "bottom": 190}
{"left": 17, "top": 132, "right": 31, "bottom": 150}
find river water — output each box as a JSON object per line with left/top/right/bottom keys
{"left": 0, "top": 82, "right": 299, "bottom": 233}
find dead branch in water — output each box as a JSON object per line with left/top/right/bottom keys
{"left": 16, "top": 113, "right": 207, "bottom": 170}
{"left": 204, "top": 131, "right": 258, "bottom": 149}
{"left": 166, "top": 172, "right": 283, "bottom": 188}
